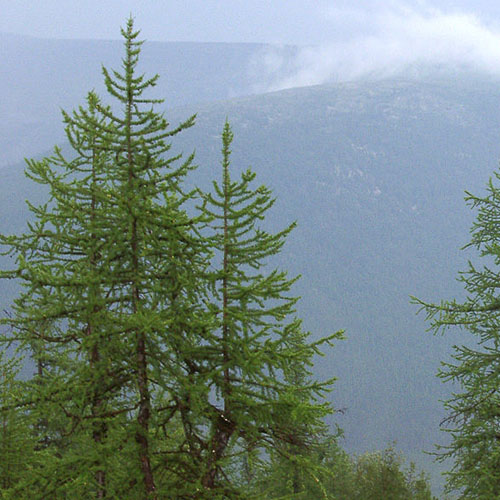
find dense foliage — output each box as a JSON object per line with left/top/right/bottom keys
{"left": 248, "top": 441, "right": 435, "bottom": 499}
{"left": 0, "top": 19, "right": 340, "bottom": 499}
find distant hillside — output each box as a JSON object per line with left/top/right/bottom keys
{"left": 0, "top": 33, "right": 298, "bottom": 166}
{"left": 167, "top": 78, "right": 500, "bottom": 491}
{"left": 165, "top": 77, "right": 500, "bottom": 454}
{"left": 3, "top": 64, "right": 500, "bottom": 492}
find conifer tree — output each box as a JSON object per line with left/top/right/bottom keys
{"left": 1, "top": 90, "right": 122, "bottom": 497}
{"left": 1, "top": 18, "right": 207, "bottom": 498}
{"left": 192, "top": 121, "right": 340, "bottom": 496}
{"left": 414, "top": 172, "right": 500, "bottom": 498}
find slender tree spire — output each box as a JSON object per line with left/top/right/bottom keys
{"left": 0, "top": 17, "right": 205, "bottom": 498}
{"left": 196, "top": 121, "right": 340, "bottom": 494}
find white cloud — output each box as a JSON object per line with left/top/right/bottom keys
{"left": 253, "top": 3, "right": 500, "bottom": 91}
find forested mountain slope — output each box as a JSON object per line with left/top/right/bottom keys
{"left": 166, "top": 77, "right": 500, "bottom": 456}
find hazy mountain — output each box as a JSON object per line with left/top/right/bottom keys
{"left": 0, "top": 33, "right": 299, "bottom": 166}
{"left": 3, "top": 34, "right": 500, "bottom": 492}
{"left": 165, "top": 78, "right": 500, "bottom": 477}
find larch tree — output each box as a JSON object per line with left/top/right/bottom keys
{"left": 0, "top": 18, "right": 208, "bottom": 499}
{"left": 414, "top": 172, "right": 500, "bottom": 498}
{"left": 1, "top": 90, "right": 124, "bottom": 497}
{"left": 193, "top": 121, "right": 340, "bottom": 497}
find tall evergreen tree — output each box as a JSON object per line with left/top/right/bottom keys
{"left": 192, "top": 121, "right": 340, "bottom": 496}
{"left": 414, "top": 172, "right": 500, "bottom": 498}
{"left": 0, "top": 18, "right": 207, "bottom": 498}
{"left": 1, "top": 90, "right": 123, "bottom": 497}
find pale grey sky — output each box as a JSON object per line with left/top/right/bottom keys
{"left": 4, "top": 1, "right": 500, "bottom": 90}
{"left": 1, "top": 0, "right": 500, "bottom": 45}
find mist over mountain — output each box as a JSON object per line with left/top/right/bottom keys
{"left": 3, "top": 35, "right": 500, "bottom": 492}
{"left": 0, "top": 32, "right": 299, "bottom": 166}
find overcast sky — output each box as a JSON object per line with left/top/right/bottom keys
{"left": 4, "top": 1, "right": 500, "bottom": 88}
{"left": 1, "top": 0, "right": 500, "bottom": 44}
